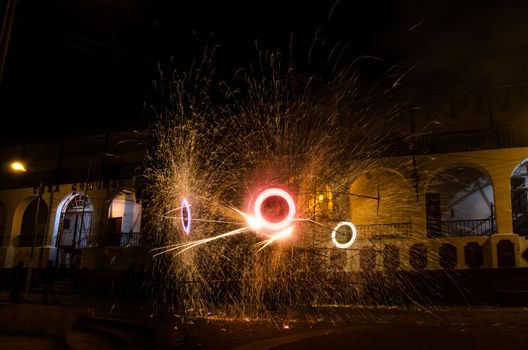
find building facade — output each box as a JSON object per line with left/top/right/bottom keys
{"left": 1, "top": 84, "right": 528, "bottom": 277}
{"left": 0, "top": 129, "right": 149, "bottom": 271}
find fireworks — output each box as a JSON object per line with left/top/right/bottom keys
{"left": 140, "top": 44, "right": 434, "bottom": 321}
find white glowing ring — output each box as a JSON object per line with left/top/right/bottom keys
{"left": 181, "top": 198, "right": 191, "bottom": 234}
{"left": 254, "top": 188, "right": 296, "bottom": 232}
{"left": 331, "top": 221, "right": 357, "bottom": 249}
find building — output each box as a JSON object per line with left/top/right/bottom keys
{"left": 0, "top": 129, "right": 150, "bottom": 273}
{"left": 1, "top": 82, "right": 528, "bottom": 304}
{"left": 307, "top": 82, "right": 528, "bottom": 273}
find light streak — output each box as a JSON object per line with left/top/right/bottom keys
{"left": 152, "top": 227, "right": 250, "bottom": 257}
{"left": 331, "top": 221, "right": 357, "bottom": 249}
{"left": 254, "top": 226, "right": 294, "bottom": 251}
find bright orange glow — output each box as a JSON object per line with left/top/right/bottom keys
{"left": 10, "top": 161, "right": 27, "bottom": 172}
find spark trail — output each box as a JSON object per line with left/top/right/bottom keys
{"left": 139, "top": 35, "right": 456, "bottom": 322}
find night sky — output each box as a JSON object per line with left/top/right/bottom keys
{"left": 1, "top": 0, "right": 528, "bottom": 141}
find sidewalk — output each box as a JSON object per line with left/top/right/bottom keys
{"left": 0, "top": 290, "right": 181, "bottom": 350}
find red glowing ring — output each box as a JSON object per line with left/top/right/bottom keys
{"left": 253, "top": 188, "right": 296, "bottom": 232}
{"left": 181, "top": 198, "right": 191, "bottom": 234}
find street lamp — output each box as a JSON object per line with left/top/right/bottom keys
{"left": 11, "top": 161, "right": 27, "bottom": 172}
{"left": 10, "top": 160, "right": 44, "bottom": 291}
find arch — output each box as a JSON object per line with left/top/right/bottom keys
{"left": 19, "top": 198, "right": 49, "bottom": 247}
{"left": 383, "top": 244, "right": 400, "bottom": 270}
{"left": 510, "top": 157, "right": 528, "bottom": 236}
{"left": 439, "top": 243, "right": 457, "bottom": 269}
{"left": 12, "top": 196, "right": 49, "bottom": 246}
{"left": 360, "top": 247, "right": 376, "bottom": 271}
{"left": 409, "top": 243, "right": 428, "bottom": 270}
{"left": 497, "top": 240, "right": 515, "bottom": 267}
{"left": 424, "top": 165, "right": 495, "bottom": 237}
{"left": 349, "top": 167, "right": 414, "bottom": 239}
{"left": 464, "top": 242, "right": 483, "bottom": 269}
{"left": 52, "top": 192, "right": 94, "bottom": 249}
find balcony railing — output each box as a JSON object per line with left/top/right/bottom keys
{"left": 119, "top": 232, "right": 141, "bottom": 246}
{"left": 414, "top": 127, "right": 516, "bottom": 154}
{"left": 441, "top": 218, "right": 496, "bottom": 237}
{"left": 355, "top": 223, "right": 412, "bottom": 240}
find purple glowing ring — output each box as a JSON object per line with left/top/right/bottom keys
{"left": 181, "top": 198, "right": 191, "bottom": 234}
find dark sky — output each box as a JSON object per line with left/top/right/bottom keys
{"left": 1, "top": 0, "right": 528, "bottom": 141}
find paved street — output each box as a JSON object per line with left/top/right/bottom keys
{"left": 175, "top": 306, "right": 528, "bottom": 349}
{"left": 2, "top": 289, "right": 528, "bottom": 349}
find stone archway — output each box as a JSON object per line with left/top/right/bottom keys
{"left": 425, "top": 165, "right": 495, "bottom": 237}
{"left": 349, "top": 168, "right": 414, "bottom": 240}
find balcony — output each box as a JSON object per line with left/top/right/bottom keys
{"left": 119, "top": 232, "right": 141, "bottom": 246}
{"left": 441, "top": 218, "right": 496, "bottom": 237}
{"left": 414, "top": 127, "right": 517, "bottom": 154}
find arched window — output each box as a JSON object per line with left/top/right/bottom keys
{"left": 425, "top": 166, "right": 495, "bottom": 237}
{"left": 19, "top": 198, "right": 48, "bottom": 247}
{"left": 349, "top": 168, "right": 413, "bottom": 240}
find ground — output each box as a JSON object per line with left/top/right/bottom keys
{"left": 1, "top": 290, "right": 528, "bottom": 349}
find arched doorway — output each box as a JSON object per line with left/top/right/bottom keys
{"left": 511, "top": 158, "right": 528, "bottom": 236}
{"left": 55, "top": 193, "right": 93, "bottom": 268}
{"left": 425, "top": 166, "right": 495, "bottom": 237}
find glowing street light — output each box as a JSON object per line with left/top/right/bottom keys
{"left": 10, "top": 161, "right": 27, "bottom": 172}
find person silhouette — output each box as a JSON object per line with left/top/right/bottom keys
{"left": 10, "top": 261, "right": 25, "bottom": 303}
{"left": 42, "top": 259, "right": 58, "bottom": 304}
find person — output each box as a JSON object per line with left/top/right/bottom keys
{"left": 42, "top": 259, "right": 58, "bottom": 304}
{"left": 9, "top": 260, "right": 25, "bottom": 303}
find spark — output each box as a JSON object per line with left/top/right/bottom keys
{"left": 152, "top": 227, "right": 250, "bottom": 257}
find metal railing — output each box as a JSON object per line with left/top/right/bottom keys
{"left": 441, "top": 218, "right": 496, "bottom": 236}
{"left": 355, "top": 223, "right": 412, "bottom": 240}
{"left": 119, "top": 232, "right": 141, "bottom": 246}
{"left": 414, "top": 127, "right": 515, "bottom": 154}
{"left": 57, "top": 230, "right": 91, "bottom": 249}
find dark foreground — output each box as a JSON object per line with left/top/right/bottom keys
{"left": 1, "top": 290, "right": 528, "bottom": 350}
{"left": 177, "top": 306, "right": 528, "bottom": 350}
